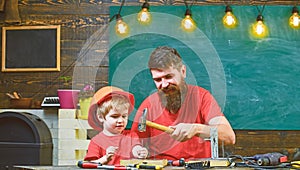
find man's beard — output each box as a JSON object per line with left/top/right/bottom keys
{"left": 158, "top": 82, "right": 187, "bottom": 113}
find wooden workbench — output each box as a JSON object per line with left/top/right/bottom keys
{"left": 14, "top": 165, "right": 253, "bottom": 170}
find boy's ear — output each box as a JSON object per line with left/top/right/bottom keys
{"left": 98, "top": 114, "right": 105, "bottom": 123}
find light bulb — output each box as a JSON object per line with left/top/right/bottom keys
{"left": 251, "top": 15, "right": 268, "bottom": 38}
{"left": 289, "top": 6, "right": 300, "bottom": 29}
{"left": 115, "top": 15, "right": 129, "bottom": 36}
{"left": 181, "top": 9, "right": 196, "bottom": 32}
{"left": 223, "top": 5, "right": 237, "bottom": 28}
{"left": 138, "top": 2, "right": 151, "bottom": 25}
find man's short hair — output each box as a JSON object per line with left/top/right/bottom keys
{"left": 148, "top": 46, "right": 183, "bottom": 70}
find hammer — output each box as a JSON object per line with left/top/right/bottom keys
{"left": 138, "top": 108, "right": 174, "bottom": 134}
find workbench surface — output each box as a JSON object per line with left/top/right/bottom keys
{"left": 14, "top": 165, "right": 254, "bottom": 170}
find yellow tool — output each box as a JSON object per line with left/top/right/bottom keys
{"left": 137, "top": 108, "right": 219, "bottom": 159}
{"left": 120, "top": 159, "right": 168, "bottom": 167}
{"left": 138, "top": 108, "right": 174, "bottom": 134}
{"left": 136, "top": 164, "right": 163, "bottom": 170}
{"left": 291, "top": 161, "right": 300, "bottom": 168}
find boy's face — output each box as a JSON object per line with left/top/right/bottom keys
{"left": 102, "top": 108, "right": 128, "bottom": 135}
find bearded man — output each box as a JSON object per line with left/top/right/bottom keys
{"left": 131, "top": 46, "right": 235, "bottom": 160}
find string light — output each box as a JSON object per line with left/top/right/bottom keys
{"left": 109, "top": 0, "right": 129, "bottom": 36}
{"left": 112, "top": 2, "right": 300, "bottom": 36}
{"left": 251, "top": 14, "right": 268, "bottom": 38}
{"left": 250, "top": 5, "right": 268, "bottom": 38}
{"left": 115, "top": 14, "right": 129, "bottom": 36}
{"left": 289, "top": 6, "right": 300, "bottom": 29}
{"left": 223, "top": 5, "right": 238, "bottom": 28}
{"left": 181, "top": 9, "right": 196, "bottom": 32}
{"left": 137, "top": 1, "right": 151, "bottom": 25}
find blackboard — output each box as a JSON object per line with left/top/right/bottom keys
{"left": 108, "top": 6, "right": 300, "bottom": 130}
{"left": 2, "top": 25, "right": 61, "bottom": 72}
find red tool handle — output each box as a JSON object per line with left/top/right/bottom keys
{"left": 77, "top": 161, "right": 99, "bottom": 168}
{"left": 77, "top": 161, "right": 130, "bottom": 169}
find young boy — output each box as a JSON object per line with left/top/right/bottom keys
{"left": 84, "top": 86, "right": 148, "bottom": 165}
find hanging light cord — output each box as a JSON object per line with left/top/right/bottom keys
{"left": 118, "top": 0, "right": 126, "bottom": 15}
{"left": 256, "top": 3, "right": 266, "bottom": 15}
{"left": 183, "top": 0, "right": 196, "bottom": 11}
{"left": 183, "top": 0, "right": 188, "bottom": 9}
{"left": 109, "top": 0, "right": 126, "bottom": 22}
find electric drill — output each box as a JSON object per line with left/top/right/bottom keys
{"left": 252, "top": 152, "right": 288, "bottom": 166}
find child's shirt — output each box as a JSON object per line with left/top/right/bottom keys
{"left": 84, "top": 130, "right": 141, "bottom": 165}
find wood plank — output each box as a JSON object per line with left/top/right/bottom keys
{"left": 223, "top": 130, "right": 300, "bottom": 161}
{"left": 19, "top": 3, "right": 110, "bottom": 15}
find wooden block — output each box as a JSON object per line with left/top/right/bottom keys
{"left": 58, "top": 119, "right": 78, "bottom": 129}
{"left": 120, "top": 159, "right": 168, "bottom": 166}
{"left": 59, "top": 119, "right": 91, "bottom": 130}
{"left": 57, "top": 149, "right": 86, "bottom": 165}
{"left": 56, "top": 111, "right": 92, "bottom": 166}
{"left": 58, "top": 149, "right": 75, "bottom": 159}
{"left": 58, "top": 140, "right": 75, "bottom": 150}
{"left": 75, "top": 140, "right": 90, "bottom": 150}
{"left": 76, "top": 129, "right": 87, "bottom": 140}
{"left": 58, "top": 159, "right": 78, "bottom": 166}
{"left": 58, "top": 129, "right": 76, "bottom": 139}
{"left": 58, "top": 109, "right": 77, "bottom": 119}
{"left": 77, "top": 119, "right": 92, "bottom": 129}
{"left": 76, "top": 150, "right": 87, "bottom": 160}
{"left": 57, "top": 149, "right": 87, "bottom": 164}
{"left": 58, "top": 139, "right": 90, "bottom": 150}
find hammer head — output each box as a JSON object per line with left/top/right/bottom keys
{"left": 138, "top": 108, "right": 147, "bottom": 132}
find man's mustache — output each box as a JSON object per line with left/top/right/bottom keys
{"left": 161, "top": 84, "right": 179, "bottom": 93}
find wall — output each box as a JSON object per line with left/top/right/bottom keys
{"left": 0, "top": 0, "right": 299, "bottom": 164}
{"left": 0, "top": 0, "right": 298, "bottom": 108}
{"left": 109, "top": 6, "right": 300, "bottom": 130}
{"left": 0, "top": 0, "right": 110, "bottom": 108}
{"left": 107, "top": 4, "right": 300, "bottom": 160}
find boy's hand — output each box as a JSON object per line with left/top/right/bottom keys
{"left": 137, "top": 147, "right": 148, "bottom": 158}
{"left": 106, "top": 146, "right": 118, "bottom": 160}
{"left": 95, "top": 146, "right": 118, "bottom": 164}
{"left": 132, "top": 145, "right": 148, "bottom": 159}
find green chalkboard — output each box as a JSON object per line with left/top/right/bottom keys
{"left": 109, "top": 6, "right": 300, "bottom": 130}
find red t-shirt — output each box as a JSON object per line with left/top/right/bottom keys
{"left": 84, "top": 130, "right": 141, "bottom": 165}
{"left": 131, "top": 85, "right": 224, "bottom": 160}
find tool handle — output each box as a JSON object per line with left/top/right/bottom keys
{"left": 6, "top": 93, "right": 15, "bottom": 99}
{"left": 13, "top": 92, "right": 20, "bottom": 99}
{"left": 146, "top": 121, "right": 174, "bottom": 134}
{"left": 77, "top": 161, "right": 99, "bottom": 168}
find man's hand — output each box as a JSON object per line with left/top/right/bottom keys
{"left": 169, "top": 123, "right": 206, "bottom": 142}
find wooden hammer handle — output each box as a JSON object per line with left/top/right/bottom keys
{"left": 146, "top": 120, "right": 174, "bottom": 134}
